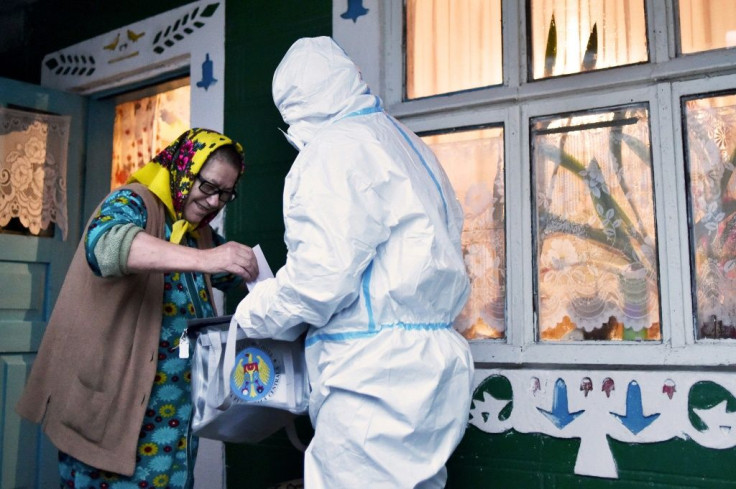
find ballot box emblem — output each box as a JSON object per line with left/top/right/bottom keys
{"left": 230, "top": 345, "right": 280, "bottom": 402}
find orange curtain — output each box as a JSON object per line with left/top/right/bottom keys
{"left": 406, "top": 0, "right": 502, "bottom": 99}
{"left": 110, "top": 85, "right": 190, "bottom": 189}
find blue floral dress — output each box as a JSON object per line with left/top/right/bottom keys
{"left": 59, "top": 189, "right": 241, "bottom": 489}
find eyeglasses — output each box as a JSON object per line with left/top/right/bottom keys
{"left": 197, "top": 176, "right": 237, "bottom": 202}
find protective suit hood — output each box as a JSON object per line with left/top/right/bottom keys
{"left": 272, "top": 36, "right": 379, "bottom": 150}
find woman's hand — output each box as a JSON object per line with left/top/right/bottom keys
{"left": 200, "top": 242, "right": 259, "bottom": 281}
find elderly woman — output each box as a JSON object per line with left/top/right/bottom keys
{"left": 16, "top": 128, "right": 257, "bottom": 489}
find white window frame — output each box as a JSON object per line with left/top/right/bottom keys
{"left": 334, "top": 0, "right": 736, "bottom": 366}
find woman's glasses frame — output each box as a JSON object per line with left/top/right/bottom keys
{"left": 197, "top": 176, "right": 237, "bottom": 202}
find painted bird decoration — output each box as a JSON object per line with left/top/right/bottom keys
{"left": 233, "top": 352, "right": 271, "bottom": 398}
{"left": 103, "top": 33, "right": 120, "bottom": 51}
{"left": 127, "top": 29, "right": 145, "bottom": 42}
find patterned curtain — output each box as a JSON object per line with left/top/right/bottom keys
{"left": 110, "top": 85, "right": 190, "bottom": 189}
{"left": 532, "top": 106, "right": 660, "bottom": 341}
{"left": 684, "top": 94, "right": 736, "bottom": 338}
{"left": 0, "top": 107, "right": 71, "bottom": 239}
{"left": 424, "top": 128, "right": 506, "bottom": 340}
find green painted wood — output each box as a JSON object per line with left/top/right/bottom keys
{"left": 222, "top": 1, "right": 330, "bottom": 487}
{"left": 0, "top": 77, "right": 88, "bottom": 349}
{"left": 223, "top": 1, "right": 332, "bottom": 276}
{"left": 0, "top": 76, "right": 87, "bottom": 489}
{"left": 447, "top": 425, "right": 736, "bottom": 488}
{"left": 0, "top": 261, "right": 46, "bottom": 319}
{"left": 1, "top": 355, "right": 37, "bottom": 489}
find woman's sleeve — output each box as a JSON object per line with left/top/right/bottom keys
{"left": 84, "top": 189, "right": 148, "bottom": 277}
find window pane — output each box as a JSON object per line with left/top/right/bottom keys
{"left": 423, "top": 127, "right": 506, "bottom": 340}
{"left": 110, "top": 83, "right": 190, "bottom": 189}
{"left": 683, "top": 92, "right": 736, "bottom": 339}
{"left": 529, "top": 0, "right": 648, "bottom": 80}
{"left": 406, "top": 0, "right": 502, "bottom": 99}
{"left": 531, "top": 106, "right": 661, "bottom": 341}
{"left": 679, "top": 0, "right": 736, "bottom": 54}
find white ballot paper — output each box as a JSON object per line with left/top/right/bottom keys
{"left": 246, "top": 244, "right": 274, "bottom": 291}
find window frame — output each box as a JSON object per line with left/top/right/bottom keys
{"left": 333, "top": 0, "right": 736, "bottom": 366}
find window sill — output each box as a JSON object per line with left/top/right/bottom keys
{"left": 470, "top": 341, "right": 736, "bottom": 369}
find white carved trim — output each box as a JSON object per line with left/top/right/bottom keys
{"left": 472, "top": 369, "right": 736, "bottom": 479}
{"left": 40, "top": 0, "right": 224, "bottom": 132}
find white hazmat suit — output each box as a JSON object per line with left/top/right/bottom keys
{"left": 234, "top": 36, "right": 474, "bottom": 488}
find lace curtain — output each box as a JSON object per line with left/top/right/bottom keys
{"left": 110, "top": 84, "right": 190, "bottom": 189}
{"left": 532, "top": 106, "right": 660, "bottom": 340}
{"left": 0, "top": 107, "right": 70, "bottom": 239}
{"left": 684, "top": 94, "right": 736, "bottom": 338}
{"left": 424, "top": 128, "right": 506, "bottom": 340}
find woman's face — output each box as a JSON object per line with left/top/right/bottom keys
{"left": 182, "top": 155, "right": 240, "bottom": 225}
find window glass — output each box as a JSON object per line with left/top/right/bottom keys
{"left": 423, "top": 127, "right": 506, "bottom": 340}
{"left": 406, "top": 0, "right": 503, "bottom": 99}
{"left": 679, "top": 0, "right": 736, "bottom": 54}
{"left": 110, "top": 82, "right": 190, "bottom": 189}
{"left": 531, "top": 105, "right": 661, "bottom": 341}
{"left": 529, "top": 0, "right": 648, "bottom": 80}
{"left": 683, "top": 92, "right": 736, "bottom": 339}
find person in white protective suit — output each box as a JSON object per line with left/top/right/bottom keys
{"left": 233, "top": 36, "right": 474, "bottom": 488}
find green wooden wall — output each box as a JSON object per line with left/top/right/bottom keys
{"left": 222, "top": 1, "right": 331, "bottom": 487}
{"left": 223, "top": 1, "right": 332, "bottom": 279}
{"left": 449, "top": 427, "right": 736, "bottom": 488}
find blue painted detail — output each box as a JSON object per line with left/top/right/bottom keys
{"left": 340, "top": 0, "right": 369, "bottom": 23}
{"left": 305, "top": 322, "right": 453, "bottom": 347}
{"left": 196, "top": 53, "right": 217, "bottom": 90}
{"left": 537, "top": 378, "right": 585, "bottom": 429}
{"left": 361, "top": 261, "right": 375, "bottom": 331}
{"left": 611, "top": 380, "right": 661, "bottom": 435}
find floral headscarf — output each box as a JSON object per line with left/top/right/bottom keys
{"left": 128, "top": 128, "right": 245, "bottom": 244}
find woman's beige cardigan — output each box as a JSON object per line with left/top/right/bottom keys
{"left": 16, "top": 183, "right": 215, "bottom": 476}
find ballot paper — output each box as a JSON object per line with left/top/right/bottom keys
{"left": 246, "top": 244, "right": 274, "bottom": 291}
